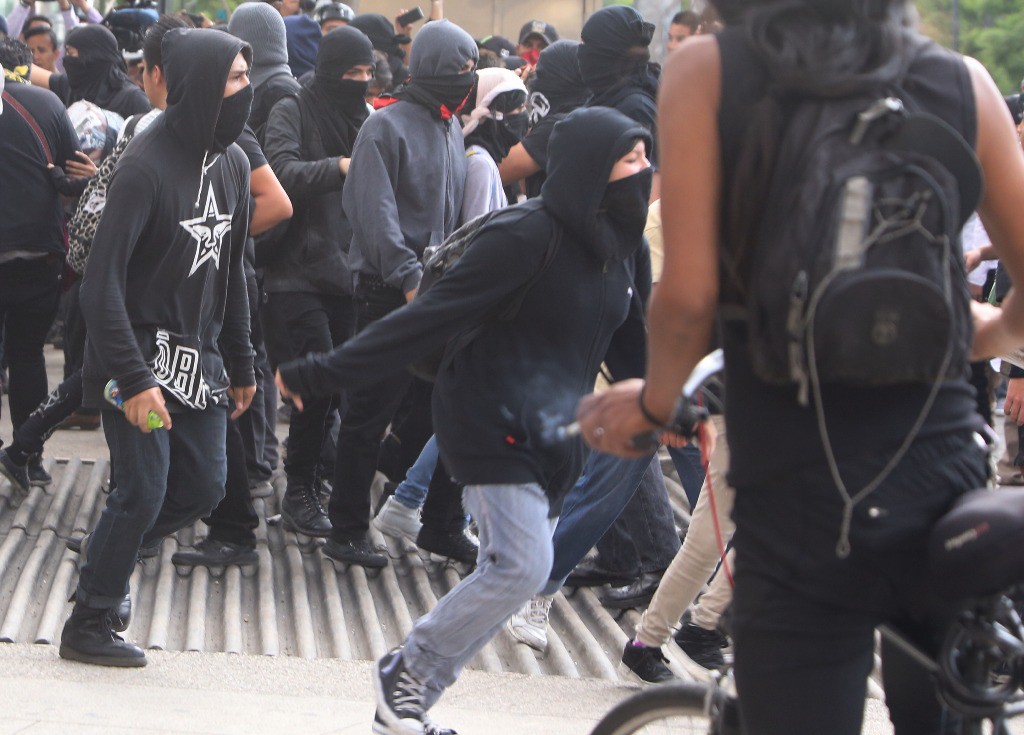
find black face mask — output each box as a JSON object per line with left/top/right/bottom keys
{"left": 502, "top": 110, "right": 529, "bottom": 142}
{"left": 419, "top": 71, "right": 477, "bottom": 113}
{"left": 318, "top": 76, "right": 370, "bottom": 113}
{"left": 62, "top": 56, "right": 100, "bottom": 89}
{"left": 213, "top": 84, "right": 253, "bottom": 151}
{"left": 601, "top": 166, "right": 653, "bottom": 230}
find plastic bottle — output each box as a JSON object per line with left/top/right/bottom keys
{"left": 103, "top": 379, "right": 165, "bottom": 429}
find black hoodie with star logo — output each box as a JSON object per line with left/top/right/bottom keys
{"left": 79, "top": 28, "right": 256, "bottom": 411}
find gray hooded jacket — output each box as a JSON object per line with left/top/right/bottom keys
{"left": 343, "top": 20, "right": 478, "bottom": 295}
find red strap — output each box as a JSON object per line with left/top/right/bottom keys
{"left": 372, "top": 95, "right": 401, "bottom": 111}
{"left": 3, "top": 90, "right": 54, "bottom": 165}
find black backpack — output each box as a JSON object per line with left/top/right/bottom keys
{"left": 408, "top": 201, "right": 562, "bottom": 382}
{"left": 721, "top": 46, "right": 983, "bottom": 558}
{"left": 724, "top": 81, "right": 982, "bottom": 404}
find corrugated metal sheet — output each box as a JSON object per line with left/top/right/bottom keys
{"left": 0, "top": 457, "right": 704, "bottom": 683}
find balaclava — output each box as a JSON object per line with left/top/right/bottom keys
{"left": 299, "top": 24, "right": 374, "bottom": 155}
{"left": 578, "top": 5, "right": 655, "bottom": 95}
{"left": 228, "top": 2, "right": 291, "bottom": 89}
{"left": 63, "top": 25, "right": 136, "bottom": 109}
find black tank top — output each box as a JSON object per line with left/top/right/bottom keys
{"left": 715, "top": 27, "right": 983, "bottom": 488}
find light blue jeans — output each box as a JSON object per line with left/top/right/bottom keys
{"left": 402, "top": 482, "right": 555, "bottom": 709}
{"left": 393, "top": 435, "right": 439, "bottom": 509}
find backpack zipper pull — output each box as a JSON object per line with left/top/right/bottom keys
{"left": 849, "top": 97, "right": 904, "bottom": 145}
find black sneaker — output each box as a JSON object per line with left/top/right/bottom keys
{"left": 27, "top": 455, "right": 52, "bottom": 487}
{"left": 323, "top": 537, "right": 388, "bottom": 568}
{"left": 0, "top": 448, "right": 30, "bottom": 495}
{"left": 172, "top": 538, "right": 258, "bottom": 568}
{"left": 674, "top": 622, "right": 727, "bottom": 670}
{"left": 416, "top": 527, "right": 478, "bottom": 566}
{"left": 564, "top": 557, "right": 633, "bottom": 588}
{"left": 281, "top": 477, "right": 331, "bottom": 537}
{"left": 620, "top": 639, "right": 677, "bottom": 684}
{"left": 373, "top": 647, "right": 426, "bottom": 735}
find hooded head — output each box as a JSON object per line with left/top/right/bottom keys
{"left": 461, "top": 67, "right": 527, "bottom": 163}
{"left": 396, "top": 20, "right": 478, "bottom": 117}
{"left": 63, "top": 24, "right": 137, "bottom": 108}
{"left": 578, "top": 5, "right": 655, "bottom": 95}
{"left": 349, "top": 13, "right": 403, "bottom": 60}
{"left": 528, "top": 39, "right": 587, "bottom": 126}
{"left": 542, "top": 106, "right": 652, "bottom": 261}
{"left": 228, "top": 2, "right": 290, "bottom": 88}
{"left": 162, "top": 27, "right": 253, "bottom": 154}
{"left": 283, "top": 13, "right": 320, "bottom": 77}
{"left": 308, "top": 24, "right": 374, "bottom": 114}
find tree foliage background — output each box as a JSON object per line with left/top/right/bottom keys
{"left": 916, "top": 0, "right": 1024, "bottom": 93}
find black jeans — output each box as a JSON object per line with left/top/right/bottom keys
{"left": 238, "top": 275, "right": 275, "bottom": 484}
{"left": 204, "top": 415, "right": 259, "bottom": 547}
{"left": 330, "top": 281, "right": 425, "bottom": 542}
{"left": 730, "top": 431, "right": 988, "bottom": 735}
{"left": 262, "top": 291, "right": 353, "bottom": 481}
{"left": 595, "top": 458, "right": 682, "bottom": 575}
{"left": 0, "top": 257, "right": 62, "bottom": 434}
{"left": 78, "top": 406, "right": 227, "bottom": 609}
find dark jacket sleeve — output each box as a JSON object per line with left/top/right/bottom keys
{"left": 221, "top": 152, "right": 256, "bottom": 387}
{"left": 49, "top": 167, "right": 91, "bottom": 197}
{"left": 78, "top": 160, "right": 159, "bottom": 401}
{"left": 263, "top": 97, "right": 344, "bottom": 199}
{"left": 280, "top": 218, "right": 543, "bottom": 397}
{"left": 603, "top": 240, "right": 652, "bottom": 382}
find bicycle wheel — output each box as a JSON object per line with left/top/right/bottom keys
{"left": 590, "top": 682, "right": 721, "bottom": 735}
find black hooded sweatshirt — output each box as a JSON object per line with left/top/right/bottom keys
{"left": 79, "top": 28, "right": 255, "bottom": 411}
{"left": 50, "top": 24, "right": 151, "bottom": 119}
{"left": 280, "top": 107, "right": 652, "bottom": 514}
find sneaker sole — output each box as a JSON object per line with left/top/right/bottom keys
{"left": 58, "top": 645, "right": 147, "bottom": 668}
{"left": 171, "top": 554, "right": 259, "bottom": 568}
{"left": 280, "top": 513, "right": 332, "bottom": 538}
{"left": 616, "top": 659, "right": 677, "bottom": 686}
{"left": 506, "top": 620, "right": 547, "bottom": 653}
{"left": 372, "top": 662, "right": 424, "bottom": 735}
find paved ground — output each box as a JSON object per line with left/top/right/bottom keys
{"left": 0, "top": 346, "right": 913, "bottom": 734}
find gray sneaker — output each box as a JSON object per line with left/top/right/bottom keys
{"left": 374, "top": 495, "right": 422, "bottom": 544}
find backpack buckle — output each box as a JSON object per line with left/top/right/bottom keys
{"left": 849, "top": 97, "right": 905, "bottom": 145}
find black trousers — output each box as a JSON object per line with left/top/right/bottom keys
{"left": 262, "top": 291, "right": 354, "bottom": 481}
{"left": 204, "top": 415, "right": 259, "bottom": 547}
{"left": 730, "top": 431, "right": 987, "bottom": 735}
{"left": 0, "top": 257, "right": 62, "bottom": 435}
{"left": 238, "top": 275, "right": 275, "bottom": 484}
{"left": 7, "top": 368, "right": 82, "bottom": 464}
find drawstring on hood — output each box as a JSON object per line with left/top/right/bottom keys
{"left": 541, "top": 106, "right": 652, "bottom": 263}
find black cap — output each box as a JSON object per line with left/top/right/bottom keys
{"left": 518, "top": 19, "right": 558, "bottom": 46}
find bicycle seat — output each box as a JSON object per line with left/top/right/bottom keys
{"left": 928, "top": 487, "right": 1024, "bottom": 599}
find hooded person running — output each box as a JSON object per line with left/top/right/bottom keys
{"left": 261, "top": 24, "right": 375, "bottom": 537}
{"left": 33, "top": 24, "right": 151, "bottom": 118}
{"left": 499, "top": 39, "right": 588, "bottom": 197}
{"left": 60, "top": 27, "right": 256, "bottom": 668}
{"left": 276, "top": 105, "right": 653, "bottom": 735}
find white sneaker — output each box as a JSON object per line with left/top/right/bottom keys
{"left": 374, "top": 495, "right": 423, "bottom": 544}
{"left": 507, "top": 595, "right": 552, "bottom": 652}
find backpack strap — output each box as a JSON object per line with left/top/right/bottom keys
{"left": 497, "top": 215, "right": 562, "bottom": 322}
{"left": 3, "top": 90, "right": 53, "bottom": 165}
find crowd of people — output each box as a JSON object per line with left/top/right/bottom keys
{"left": 2, "top": 0, "right": 1024, "bottom": 734}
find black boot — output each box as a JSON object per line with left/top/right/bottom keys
{"left": 59, "top": 603, "right": 146, "bottom": 667}
{"left": 281, "top": 477, "right": 331, "bottom": 537}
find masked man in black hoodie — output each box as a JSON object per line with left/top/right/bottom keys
{"left": 261, "top": 25, "right": 374, "bottom": 537}
{"left": 277, "top": 106, "right": 652, "bottom": 735}
{"left": 60, "top": 28, "right": 256, "bottom": 668}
